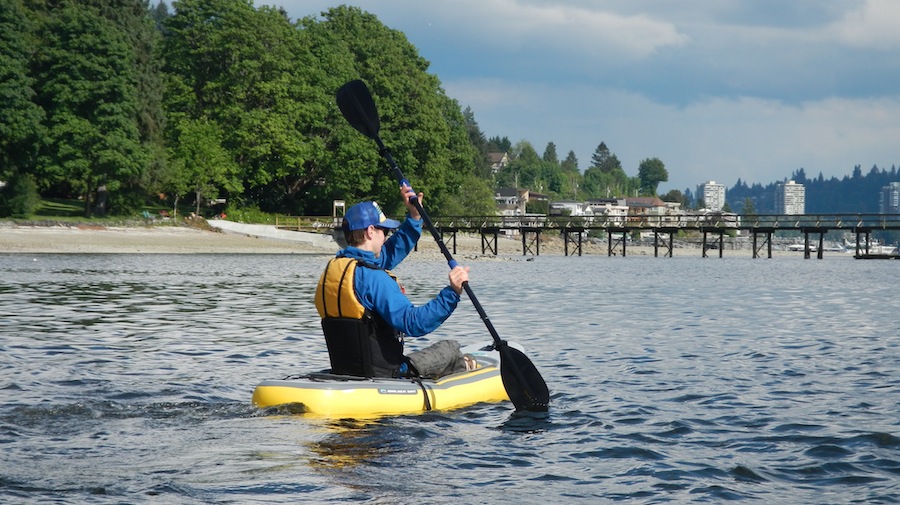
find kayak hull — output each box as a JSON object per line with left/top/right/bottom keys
{"left": 251, "top": 343, "right": 510, "bottom": 418}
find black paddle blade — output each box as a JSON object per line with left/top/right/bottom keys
{"left": 336, "top": 79, "right": 380, "bottom": 140}
{"left": 498, "top": 343, "right": 550, "bottom": 412}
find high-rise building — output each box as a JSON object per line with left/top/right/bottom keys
{"left": 699, "top": 180, "right": 726, "bottom": 210}
{"left": 879, "top": 182, "right": 900, "bottom": 214}
{"left": 775, "top": 180, "right": 805, "bottom": 215}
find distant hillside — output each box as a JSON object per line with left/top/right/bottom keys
{"left": 725, "top": 164, "right": 899, "bottom": 214}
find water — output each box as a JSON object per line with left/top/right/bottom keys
{"left": 1, "top": 252, "right": 898, "bottom": 504}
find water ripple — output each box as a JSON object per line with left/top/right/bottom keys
{"left": 1, "top": 254, "right": 898, "bottom": 503}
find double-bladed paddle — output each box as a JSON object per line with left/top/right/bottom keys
{"left": 336, "top": 79, "right": 550, "bottom": 411}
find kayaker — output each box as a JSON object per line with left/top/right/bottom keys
{"left": 315, "top": 184, "right": 476, "bottom": 379}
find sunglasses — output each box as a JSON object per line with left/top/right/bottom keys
{"left": 375, "top": 226, "right": 393, "bottom": 236}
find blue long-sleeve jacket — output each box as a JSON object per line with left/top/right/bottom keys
{"left": 336, "top": 216, "right": 460, "bottom": 337}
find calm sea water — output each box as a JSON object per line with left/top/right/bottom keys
{"left": 1, "top": 251, "right": 898, "bottom": 504}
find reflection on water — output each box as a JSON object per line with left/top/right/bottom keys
{"left": 1, "top": 253, "right": 898, "bottom": 503}
{"left": 306, "top": 419, "right": 401, "bottom": 469}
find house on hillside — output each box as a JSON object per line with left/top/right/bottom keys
{"left": 585, "top": 198, "right": 628, "bottom": 226}
{"left": 625, "top": 196, "right": 667, "bottom": 215}
{"left": 494, "top": 187, "right": 528, "bottom": 216}
{"left": 488, "top": 152, "right": 509, "bottom": 175}
{"left": 550, "top": 200, "right": 589, "bottom": 217}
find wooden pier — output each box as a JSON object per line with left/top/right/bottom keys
{"left": 276, "top": 213, "right": 900, "bottom": 260}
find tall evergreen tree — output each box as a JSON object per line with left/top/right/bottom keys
{"left": 590, "top": 142, "right": 612, "bottom": 171}
{"left": 560, "top": 150, "right": 581, "bottom": 199}
{"left": 542, "top": 142, "right": 559, "bottom": 166}
{"left": 741, "top": 197, "right": 756, "bottom": 216}
{"left": 582, "top": 142, "right": 634, "bottom": 198}
{"left": 487, "top": 135, "right": 511, "bottom": 153}
{"left": 462, "top": 106, "right": 491, "bottom": 178}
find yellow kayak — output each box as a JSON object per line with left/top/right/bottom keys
{"left": 251, "top": 343, "right": 510, "bottom": 418}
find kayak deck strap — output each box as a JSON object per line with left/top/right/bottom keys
{"left": 297, "top": 371, "right": 371, "bottom": 382}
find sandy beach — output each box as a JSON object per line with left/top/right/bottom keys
{"left": 0, "top": 221, "right": 562, "bottom": 257}
{"left": 0, "top": 222, "right": 327, "bottom": 255}
{"left": 0, "top": 220, "right": 832, "bottom": 258}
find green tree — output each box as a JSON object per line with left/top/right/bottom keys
{"left": 438, "top": 173, "right": 497, "bottom": 216}
{"left": 581, "top": 166, "right": 605, "bottom": 197}
{"left": 741, "top": 197, "right": 757, "bottom": 216}
{"left": 150, "top": 0, "right": 170, "bottom": 32}
{"left": 487, "top": 135, "right": 511, "bottom": 153}
{"left": 0, "top": 173, "right": 39, "bottom": 217}
{"left": 661, "top": 189, "right": 687, "bottom": 208}
{"left": 162, "top": 0, "right": 329, "bottom": 213}
{"left": 582, "top": 142, "right": 636, "bottom": 198}
{"left": 462, "top": 106, "right": 491, "bottom": 178}
{"left": 168, "top": 117, "right": 242, "bottom": 215}
{"left": 0, "top": 0, "right": 45, "bottom": 181}
{"left": 499, "top": 141, "right": 542, "bottom": 190}
{"left": 301, "top": 6, "right": 490, "bottom": 216}
{"left": 88, "top": 0, "right": 169, "bottom": 210}
{"left": 33, "top": 3, "right": 149, "bottom": 216}
{"left": 590, "top": 141, "right": 620, "bottom": 173}
{"left": 559, "top": 150, "right": 581, "bottom": 199}
{"left": 542, "top": 142, "right": 559, "bottom": 166}
{"left": 437, "top": 93, "right": 497, "bottom": 215}
{"left": 637, "top": 157, "right": 668, "bottom": 195}
{"left": 560, "top": 150, "right": 579, "bottom": 173}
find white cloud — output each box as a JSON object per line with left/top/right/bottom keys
{"left": 313, "top": 0, "right": 689, "bottom": 60}
{"left": 832, "top": 0, "right": 900, "bottom": 49}
{"left": 455, "top": 0, "right": 689, "bottom": 58}
{"left": 447, "top": 78, "right": 900, "bottom": 191}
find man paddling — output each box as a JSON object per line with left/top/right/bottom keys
{"left": 314, "top": 184, "right": 475, "bottom": 379}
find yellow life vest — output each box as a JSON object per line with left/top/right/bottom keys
{"left": 315, "top": 257, "right": 366, "bottom": 319}
{"left": 314, "top": 257, "right": 405, "bottom": 377}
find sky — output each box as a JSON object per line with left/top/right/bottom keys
{"left": 261, "top": 0, "right": 900, "bottom": 193}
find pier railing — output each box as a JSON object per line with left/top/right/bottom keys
{"left": 277, "top": 213, "right": 900, "bottom": 232}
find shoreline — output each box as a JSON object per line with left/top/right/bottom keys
{"left": 0, "top": 222, "right": 328, "bottom": 255}
{"left": 0, "top": 221, "right": 855, "bottom": 259}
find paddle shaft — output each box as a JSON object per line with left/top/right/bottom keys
{"left": 377, "top": 144, "right": 547, "bottom": 408}
{"left": 374, "top": 141, "right": 503, "bottom": 345}
{"left": 336, "top": 79, "right": 549, "bottom": 409}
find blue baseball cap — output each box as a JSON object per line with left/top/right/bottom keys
{"left": 343, "top": 201, "right": 401, "bottom": 231}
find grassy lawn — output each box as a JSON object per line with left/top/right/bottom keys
{"left": 33, "top": 198, "right": 84, "bottom": 218}
{"left": 3, "top": 193, "right": 296, "bottom": 227}
{"left": 15, "top": 197, "right": 193, "bottom": 225}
